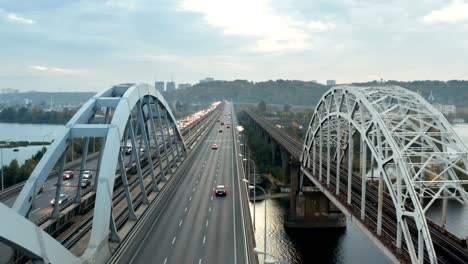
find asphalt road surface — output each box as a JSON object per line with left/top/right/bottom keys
{"left": 131, "top": 103, "right": 249, "bottom": 264}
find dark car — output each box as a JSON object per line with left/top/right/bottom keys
{"left": 215, "top": 185, "right": 227, "bottom": 196}
{"left": 219, "top": 129, "right": 223, "bottom": 133}
{"left": 81, "top": 179, "right": 91, "bottom": 188}
{"left": 63, "top": 171, "right": 75, "bottom": 180}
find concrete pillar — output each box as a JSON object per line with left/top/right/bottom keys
{"left": 289, "top": 163, "right": 299, "bottom": 215}
{"left": 280, "top": 148, "right": 290, "bottom": 184}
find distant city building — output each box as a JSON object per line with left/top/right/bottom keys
{"left": 200, "top": 77, "right": 214, "bottom": 83}
{"left": 1, "top": 88, "right": 19, "bottom": 94}
{"left": 326, "top": 80, "right": 336, "bottom": 86}
{"left": 155, "top": 81, "right": 165, "bottom": 92}
{"left": 166, "top": 82, "right": 176, "bottom": 92}
{"left": 178, "top": 83, "right": 191, "bottom": 89}
{"left": 434, "top": 104, "right": 456, "bottom": 115}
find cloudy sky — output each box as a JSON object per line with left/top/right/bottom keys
{"left": 0, "top": 0, "right": 467, "bottom": 91}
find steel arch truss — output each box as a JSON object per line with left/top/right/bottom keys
{"left": 301, "top": 85, "right": 468, "bottom": 264}
{"left": 1, "top": 83, "right": 186, "bottom": 263}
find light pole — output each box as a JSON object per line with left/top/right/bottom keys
{"left": 242, "top": 157, "right": 256, "bottom": 229}
{"left": 253, "top": 248, "right": 285, "bottom": 264}
{"left": 42, "top": 132, "right": 52, "bottom": 152}
{"left": 1, "top": 139, "right": 11, "bottom": 190}
{"left": 243, "top": 179, "right": 267, "bottom": 263}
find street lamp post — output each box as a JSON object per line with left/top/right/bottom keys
{"left": 243, "top": 179, "right": 267, "bottom": 263}
{"left": 242, "top": 157, "right": 256, "bottom": 229}
{"left": 42, "top": 132, "right": 52, "bottom": 152}
{"left": 253, "top": 248, "right": 285, "bottom": 264}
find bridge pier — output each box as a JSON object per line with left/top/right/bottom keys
{"left": 286, "top": 165, "right": 346, "bottom": 229}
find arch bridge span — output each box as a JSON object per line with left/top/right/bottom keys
{"left": 302, "top": 85, "right": 468, "bottom": 263}
{"left": 0, "top": 83, "right": 189, "bottom": 263}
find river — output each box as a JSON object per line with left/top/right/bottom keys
{"left": 0, "top": 122, "right": 64, "bottom": 166}
{"left": 249, "top": 123, "right": 468, "bottom": 264}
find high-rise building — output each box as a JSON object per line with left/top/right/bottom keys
{"left": 166, "top": 82, "right": 176, "bottom": 92}
{"left": 155, "top": 81, "right": 165, "bottom": 92}
{"left": 178, "top": 83, "right": 191, "bottom": 89}
{"left": 199, "top": 77, "right": 214, "bottom": 83}
{"left": 326, "top": 80, "right": 336, "bottom": 86}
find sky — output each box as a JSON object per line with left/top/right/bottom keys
{"left": 0, "top": 0, "right": 467, "bottom": 91}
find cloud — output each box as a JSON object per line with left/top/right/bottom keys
{"left": 105, "top": 0, "right": 137, "bottom": 10}
{"left": 423, "top": 0, "right": 468, "bottom": 24}
{"left": 179, "top": 0, "right": 334, "bottom": 53}
{"left": 6, "top": 13, "right": 36, "bottom": 25}
{"left": 29, "top": 65, "right": 82, "bottom": 75}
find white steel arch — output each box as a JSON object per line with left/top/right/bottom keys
{"left": 1, "top": 83, "right": 186, "bottom": 263}
{"left": 301, "top": 85, "right": 468, "bottom": 264}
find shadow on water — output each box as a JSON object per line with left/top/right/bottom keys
{"left": 253, "top": 197, "right": 388, "bottom": 264}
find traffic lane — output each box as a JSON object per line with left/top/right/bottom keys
{"left": 161, "top": 124, "right": 222, "bottom": 263}
{"left": 130, "top": 121, "right": 222, "bottom": 264}
{"left": 169, "top": 147, "right": 220, "bottom": 263}
{"left": 152, "top": 134, "right": 220, "bottom": 264}
{"left": 203, "top": 135, "right": 237, "bottom": 263}
{"left": 228, "top": 103, "right": 249, "bottom": 263}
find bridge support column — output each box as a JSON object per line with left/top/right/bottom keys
{"left": 280, "top": 148, "right": 290, "bottom": 184}
{"left": 286, "top": 164, "right": 346, "bottom": 229}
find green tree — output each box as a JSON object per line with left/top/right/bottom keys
{"left": 257, "top": 100, "right": 267, "bottom": 113}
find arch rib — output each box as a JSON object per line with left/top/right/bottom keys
{"left": 301, "top": 85, "right": 468, "bottom": 264}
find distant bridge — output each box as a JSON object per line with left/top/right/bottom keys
{"left": 243, "top": 85, "right": 468, "bottom": 264}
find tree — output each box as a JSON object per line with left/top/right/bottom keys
{"left": 257, "top": 100, "right": 267, "bottom": 113}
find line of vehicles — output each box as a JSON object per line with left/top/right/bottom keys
{"left": 212, "top": 112, "right": 233, "bottom": 197}
{"left": 48, "top": 170, "right": 94, "bottom": 206}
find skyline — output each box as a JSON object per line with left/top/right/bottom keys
{"left": 0, "top": 0, "right": 467, "bottom": 92}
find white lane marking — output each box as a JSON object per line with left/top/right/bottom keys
{"left": 214, "top": 179, "right": 216, "bottom": 183}
{"left": 211, "top": 196, "right": 213, "bottom": 201}
{"left": 179, "top": 220, "right": 183, "bottom": 226}
{"left": 203, "top": 235, "right": 206, "bottom": 244}
{"left": 189, "top": 196, "right": 192, "bottom": 201}
{"left": 172, "top": 236, "right": 176, "bottom": 244}
{"left": 185, "top": 207, "right": 188, "bottom": 212}
{"left": 208, "top": 207, "right": 211, "bottom": 212}
{"left": 199, "top": 259, "right": 202, "bottom": 264}
{"left": 193, "top": 187, "right": 196, "bottom": 192}
{"left": 164, "top": 257, "right": 168, "bottom": 264}
{"left": 206, "top": 220, "right": 209, "bottom": 227}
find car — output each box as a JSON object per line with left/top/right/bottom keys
{"left": 81, "top": 179, "right": 91, "bottom": 188}
{"left": 226, "top": 125, "right": 231, "bottom": 128}
{"left": 63, "top": 171, "right": 74, "bottom": 180}
{"left": 217, "top": 119, "right": 221, "bottom": 122}
{"left": 220, "top": 122, "right": 224, "bottom": 125}
{"left": 211, "top": 144, "right": 218, "bottom": 149}
{"left": 50, "top": 194, "right": 69, "bottom": 206}
{"left": 125, "top": 146, "right": 132, "bottom": 155}
{"left": 215, "top": 185, "right": 227, "bottom": 196}
{"left": 83, "top": 170, "right": 93, "bottom": 179}
{"left": 38, "top": 184, "right": 45, "bottom": 194}
{"left": 219, "top": 129, "right": 223, "bottom": 133}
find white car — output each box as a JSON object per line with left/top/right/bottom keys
{"left": 211, "top": 144, "right": 218, "bottom": 150}
{"left": 50, "top": 194, "right": 69, "bottom": 206}
{"left": 83, "top": 170, "right": 93, "bottom": 179}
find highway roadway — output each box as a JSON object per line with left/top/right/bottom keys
{"left": 131, "top": 103, "right": 249, "bottom": 264}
